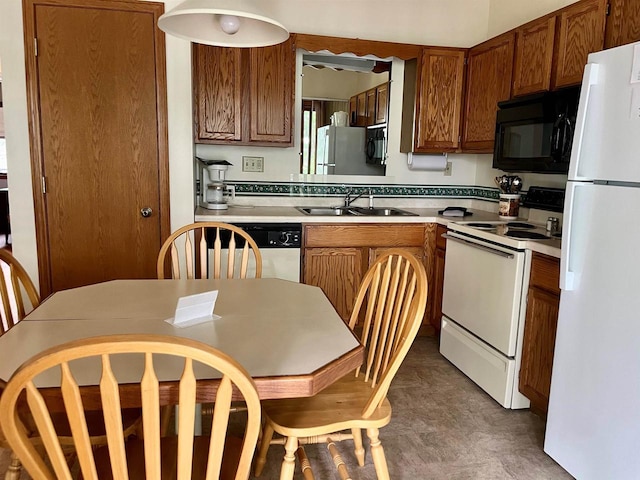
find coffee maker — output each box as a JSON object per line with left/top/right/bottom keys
{"left": 198, "top": 159, "right": 235, "bottom": 210}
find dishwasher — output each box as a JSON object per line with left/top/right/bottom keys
{"left": 206, "top": 223, "right": 302, "bottom": 282}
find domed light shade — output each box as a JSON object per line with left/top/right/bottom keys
{"left": 158, "top": 0, "right": 289, "bottom": 48}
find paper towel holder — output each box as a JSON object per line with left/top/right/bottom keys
{"left": 407, "top": 152, "right": 448, "bottom": 171}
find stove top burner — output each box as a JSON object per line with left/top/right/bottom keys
{"left": 466, "top": 222, "right": 497, "bottom": 230}
{"left": 505, "top": 222, "right": 536, "bottom": 229}
{"left": 504, "top": 230, "right": 550, "bottom": 240}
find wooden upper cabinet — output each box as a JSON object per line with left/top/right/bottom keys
{"left": 250, "top": 39, "right": 295, "bottom": 144}
{"left": 462, "top": 32, "right": 515, "bottom": 152}
{"left": 552, "top": 0, "right": 607, "bottom": 89}
{"left": 375, "top": 83, "right": 389, "bottom": 125}
{"left": 349, "top": 96, "right": 357, "bottom": 126}
{"left": 193, "top": 37, "right": 295, "bottom": 146}
{"left": 604, "top": 0, "right": 640, "bottom": 49}
{"left": 193, "top": 45, "right": 242, "bottom": 142}
{"left": 512, "top": 16, "right": 557, "bottom": 96}
{"left": 356, "top": 91, "right": 367, "bottom": 126}
{"left": 366, "top": 88, "right": 376, "bottom": 126}
{"left": 414, "top": 48, "right": 466, "bottom": 152}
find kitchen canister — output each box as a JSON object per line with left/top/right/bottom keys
{"left": 499, "top": 194, "right": 521, "bottom": 219}
{"left": 331, "top": 111, "right": 348, "bottom": 127}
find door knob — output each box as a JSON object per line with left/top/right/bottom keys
{"left": 140, "top": 207, "right": 153, "bottom": 218}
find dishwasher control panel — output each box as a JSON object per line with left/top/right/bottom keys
{"left": 207, "top": 223, "right": 302, "bottom": 249}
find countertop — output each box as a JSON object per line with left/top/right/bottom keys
{"left": 194, "top": 206, "right": 561, "bottom": 258}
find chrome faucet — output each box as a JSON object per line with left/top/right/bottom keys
{"left": 343, "top": 189, "right": 365, "bottom": 207}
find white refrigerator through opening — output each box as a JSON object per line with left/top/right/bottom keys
{"left": 544, "top": 42, "right": 640, "bottom": 479}
{"left": 315, "top": 125, "right": 384, "bottom": 176}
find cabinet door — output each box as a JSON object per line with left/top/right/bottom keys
{"left": 368, "top": 246, "right": 426, "bottom": 266}
{"left": 431, "top": 246, "right": 446, "bottom": 333}
{"left": 414, "top": 48, "right": 466, "bottom": 152}
{"left": 462, "top": 32, "right": 515, "bottom": 152}
{"left": 604, "top": 0, "right": 640, "bottom": 49}
{"left": 349, "top": 96, "right": 357, "bottom": 126}
{"left": 512, "top": 16, "right": 557, "bottom": 96}
{"left": 366, "top": 88, "right": 376, "bottom": 126}
{"left": 303, "top": 247, "right": 365, "bottom": 322}
{"left": 250, "top": 38, "right": 295, "bottom": 144}
{"left": 356, "top": 91, "right": 367, "bottom": 126}
{"left": 553, "top": 0, "right": 607, "bottom": 89}
{"left": 193, "top": 44, "right": 242, "bottom": 142}
{"left": 519, "top": 286, "right": 560, "bottom": 414}
{"left": 375, "top": 83, "right": 388, "bottom": 125}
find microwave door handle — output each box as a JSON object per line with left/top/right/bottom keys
{"left": 366, "top": 138, "right": 375, "bottom": 160}
{"left": 551, "top": 115, "right": 564, "bottom": 161}
{"left": 561, "top": 116, "right": 573, "bottom": 158}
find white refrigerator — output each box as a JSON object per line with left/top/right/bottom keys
{"left": 315, "top": 125, "right": 383, "bottom": 175}
{"left": 545, "top": 42, "right": 640, "bottom": 479}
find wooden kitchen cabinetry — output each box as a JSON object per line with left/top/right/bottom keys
{"left": 355, "top": 91, "right": 367, "bottom": 126}
{"left": 193, "top": 37, "right": 295, "bottom": 146}
{"left": 429, "top": 224, "right": 448, "bottom": 334}
{"left": 349, "top": 82, "right": 389, "bottom": 127}
{"left": 519, "top": 253, "right": 560, "bottom": 415}
{"left": 375, "top": 83, "right": 389, "bottom": 125}
{"left": 366, "top": 88, "right": 376, "bottom": 126}
{"left": 302, "top": 224, "right": 428, "bottom": 324}
{"left": 512, "top": 0, "right": 606, "bottom": 96}
{"left": 411, "top": 48, "right": 466, "bottom": 152}
{"left": 512, "top": 16, "right": 557, "bottom": 96}
{"left": 604, "top": 0, "right": 640, "bottom": 49}
{"left": 552, "top": 0, "right": 607, "bottom": 89}
{"left": 349, "top": 96, "right": 357, "bottom": 126}
{"left": 461, "top": 32, "right": 515, "bottom": 152}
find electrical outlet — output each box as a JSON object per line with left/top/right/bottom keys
{"left": 242, "top": 156, "right": 264, "bottom": 172}
{"left": 444, "top": 161, "right": 452, "bottom": 176}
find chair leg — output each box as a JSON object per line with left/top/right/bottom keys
{"left": 366, "top": 428, "right": 390, "bottom": 480}
{"left": 254, "top": 422, "right": 274, "bottom": 477}
{"left": 351, "top": 428, "right": 365, "bottom": 466}
{"left": 279, "top": 436, "right": 298, "bottom": 480}
{"left": 4, "top": 451, "right": 22, "bottom": 480}
{"left": 296, "top": 446, "right": 315, "bottom": 480}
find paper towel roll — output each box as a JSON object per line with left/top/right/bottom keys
{"left": 407, "top": 153, "right": 448, "bottom": 171}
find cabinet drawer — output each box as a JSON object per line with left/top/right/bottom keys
{"left": 529, "top": 252, "right": 560, "bottom": 295}
{"left": 304, "top": 224, "right": 425, "bottom": 248}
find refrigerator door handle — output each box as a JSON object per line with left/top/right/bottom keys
{"left": 560, "top": 182, "right": 583, "bottom": 291}
{"left": 569, "top": 63, "right": 600, "bottom": 180}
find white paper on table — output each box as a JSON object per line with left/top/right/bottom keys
{"left": 165, "top": 290, "right": 220, "bottom": 328}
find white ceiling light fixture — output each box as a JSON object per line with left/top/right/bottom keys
{"left": 158, "top": 0, "right": 289, "bottom": 48}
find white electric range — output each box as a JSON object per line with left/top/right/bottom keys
{"left": 440, "top": 188, "right": 564, "bottom": 409}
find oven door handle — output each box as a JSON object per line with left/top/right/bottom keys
{"left": 442, "top": 233, "right": 515, "bottom": 259}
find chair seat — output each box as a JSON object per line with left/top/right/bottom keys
{"left": 92, "top": 435, "right": 243, "bottom": 479}
{"left": 262, "top": 374, "right": 392, "bottom": 436}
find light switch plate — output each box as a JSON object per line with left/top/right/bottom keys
{"left": 242, "top": 156, "right": 264, "bottom": 172}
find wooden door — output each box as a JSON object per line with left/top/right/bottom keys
{"left": 250, "top": 38, "right": 295, "bottom": 144}
{"left": 462, "top": 32, "right": 515, "bottom": 152}
{"left": 366, "top": 88, "right": 376, "bottom": 126}
{"left": 414, "top": 48, "right": 466, "bottom": 152}
{"left": 349, "top": 96, "right": 357, "bottom": 126}
{"left": 552, "top": 0, "right": 607, "bottom": 89}
{"left": 375, "top": 83, "right": 388, "bottom": 125}
{"left": 512, "top": 16, "right": 557, "bottom": 96}
{"left": 193, "top": 44, "right": 242, "bottom": 142}
{"left": 303, "top": 247, "right": 365, "bottom": 321}
{"left": 23, "top": 0, "right": 169, "bottom": 295}
{"left": 356, "top": 92, "right": 367, "bottom": 126}
{"left": 604, "top": 0, "right": 640, "bottom": 49}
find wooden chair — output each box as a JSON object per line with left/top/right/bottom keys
{"left": 0, "top": 251, "right": 143, "bottom": 480}
{"left": 157, "top": 222, "right": 262, "bottom": 280}
{"left": 254, "top": 248, "right": 428, "bottom": 480}
{"left": 0, "top": 334, "right": 262, "bottom": 480}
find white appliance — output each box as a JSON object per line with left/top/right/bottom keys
{"left": 544, "top": 42, "right": 640, "bottom": 479}
{"left": 315, "top": 125, "right": 383, "bottom": 175}
{"left": 198, "top": 159, "right": 235, "bottom": 210}
{"left": 439, "top": 222, "right": 535, "bottom": 409}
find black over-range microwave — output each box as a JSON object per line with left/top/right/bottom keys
{"left": 493, "top": 86, "right": 580, "bottom": 174}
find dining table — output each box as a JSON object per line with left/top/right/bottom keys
{"left": 0, "top": 278, "right": 364, "bottom": 410}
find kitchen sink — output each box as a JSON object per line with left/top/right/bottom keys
{"left": 350, "top": 207, "right": 417, "bottom": 216}
{"left": 296, "top": 207, "right": 355, "bottom": 216}
{"left": 296, "top": 206, "right": 417, "bottom": 216}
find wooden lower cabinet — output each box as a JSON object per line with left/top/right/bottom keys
{"left": 302, "top": 224, "right": 429, "bottom": 325}
{"left": 519, "top": 253, "right": 560, "bottom": 415}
